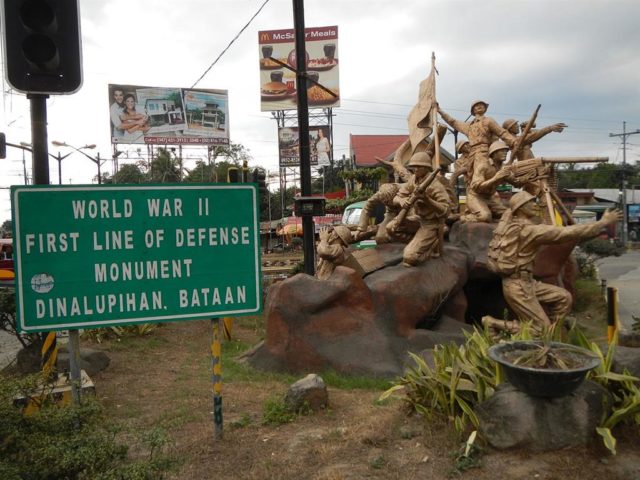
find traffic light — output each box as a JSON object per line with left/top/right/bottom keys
{"left": 227, "top": 166, "right": 240, "bottom": 183}
{"left": 2, "top": 0, "right": 83, "bottom": 94}
{"left": 252, "top": 168, "right": 268, "bottom": 197}
{"left": 0, "top": 133, "right": 5, "bottom": 159}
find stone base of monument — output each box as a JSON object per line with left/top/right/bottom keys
{"left": 476, "top": 380, "right": 610, "bottom": 451}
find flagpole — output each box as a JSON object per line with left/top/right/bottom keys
{"left": 431, "top": 52, "right": 441, "bottom": 169}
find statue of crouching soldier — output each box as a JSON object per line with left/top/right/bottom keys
{"left": 485, "top": 191, "right": 621, "bottom": 332}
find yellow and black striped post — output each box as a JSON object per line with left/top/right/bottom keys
{"left": 222, "top": 316, "right": 233, "bottom": 341}
{"left": 41, "top": 331, "right": 58, "bottom": 381}
{"left": 211, "top": 318, "right": 223, "bottom": 439}
{"left": 607, "top": 286, "right": 618, "bottom": 344}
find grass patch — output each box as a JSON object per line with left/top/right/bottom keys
{"left": 321, "top": 370, "right": 393, "bottom": 391}
{"left": 573, "top": 278, "right": 606, "bottom": 313}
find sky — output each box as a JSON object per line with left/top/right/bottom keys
{"left": 1, "top": 0, "right": 639, "bottom": 222}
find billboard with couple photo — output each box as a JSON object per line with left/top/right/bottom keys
{"left": 108, "top": 84, "right": 230, "bottom": 145}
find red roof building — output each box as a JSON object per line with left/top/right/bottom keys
{"left": 349, "top": 134, "right": 407, "bottom": 168}
{"left": 349, "top": 134, "right": 454, "bottom": 168}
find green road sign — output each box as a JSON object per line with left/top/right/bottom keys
{"left": 11, "top": 184, "right": 261, "bottom": 332}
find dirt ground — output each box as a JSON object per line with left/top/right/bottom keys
{"left": 86, "top": 317, "right": 640, "bottom": 480}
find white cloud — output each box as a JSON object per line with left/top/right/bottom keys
{"left": 1, "top": 0, "right": 639, "bottom": 219}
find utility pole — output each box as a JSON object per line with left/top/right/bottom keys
{"left": 609, "top": 121, "right": 640, "bottom": 244}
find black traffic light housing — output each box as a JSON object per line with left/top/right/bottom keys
{"left": 1, "top": 0, "right": 83, "bottom": 94}
{"left": 227, "top": 166, "right": 240, "bottom": 183}
{"left": 252, "top": 168, "right": 268, "bottom": 197}
{"left": 0, "top": 133, "right": 6, "bottom": 159}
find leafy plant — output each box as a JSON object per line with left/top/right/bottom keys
{"left": 448, "top": 431, "right": 483, "bottom": 477}
{"left": 262, "top": 396, "right": 297, "bottom": 425}
{"left": 568, "top": 329, "right": 640, "bottom": 454}
{"left": 383, "top": 322, "right": 640, "bottom": 455}
{"left": 0, "top": 287, "right": 44, "bottom": 349}
{"left": 380, "top": 326, "right": 500, "bottom": 435}
{"left": 0, "top": 374, "right": 174, "bottom": 479}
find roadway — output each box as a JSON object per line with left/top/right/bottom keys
{"left": 596, "top": 250, "right": 640, "bottom": 334}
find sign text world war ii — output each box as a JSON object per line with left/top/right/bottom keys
{"left": 11, "top": 184, "right": 261, "bottom": 332}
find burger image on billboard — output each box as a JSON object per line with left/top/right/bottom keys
{"left": 261, "top": 81, "right": 289, "bottom": 100}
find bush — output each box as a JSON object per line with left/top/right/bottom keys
{"left": 579, "top": 238, "right": 625, "bottom": 258}
{"left": 0, "top": 374, "right": 174, "bottom": 479}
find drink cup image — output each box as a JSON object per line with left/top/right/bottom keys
{"left": 271, "top": 71, "right": 284, "bottom": 83}
{"left": 262, "top": 45, "right": 273, "bottom": 58}
{"left": 306, "top": 71, "right": 320, "bottom": 89}
{"left": 323, "top": 43, "right": 336, "bottom": 59}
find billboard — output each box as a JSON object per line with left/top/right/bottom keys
{"left": 278, "top": 126, "right": 332, "bottom": 167}
{"left": 11, "top": 184, "right": 261, "bottom": 332}
{"left": 258, "top": 26, "right": 340, "bottom": 112}
{"left": 108, "top": 84, "right": 229, "bottom": 145}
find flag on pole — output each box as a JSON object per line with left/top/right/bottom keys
{"left": 407, "top": 59, "right": 437, "bottom": 153}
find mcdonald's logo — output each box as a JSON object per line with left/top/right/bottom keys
{"left": 260, "top": 32, "right": 270, "bottom": 42}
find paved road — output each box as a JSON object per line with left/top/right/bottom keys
{"left": 0, "top": 328, "right": 22, "bottom": 371}
{"left": 596, "top": 250, "right": 640, "bottom": 333}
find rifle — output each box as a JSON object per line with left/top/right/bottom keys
{"left": 506, "top": 104, "right": 541, "bottom": 165}
{"left": 393, "top": 169, "right": 439, "bottom": 226}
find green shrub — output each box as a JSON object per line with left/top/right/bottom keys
{"left": 0, "top": 374, "right": 174, "bottom": 479}
{"left": 579, "top": 238, "right": 625, "bottom": 258}
{"left": 382, "top": 324, "right": 640, "bottom": 455}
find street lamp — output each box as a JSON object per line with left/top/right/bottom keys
{"left": 52, "top": 141, "right": 106, "bottom": 184}
{"left": 13, "top": 141, "right": 72, "bottom": 185}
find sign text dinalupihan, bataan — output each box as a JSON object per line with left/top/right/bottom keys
{"left": 11, "top": 185, "right": 261, "bottom": 332}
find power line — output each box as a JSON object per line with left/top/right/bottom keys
{"left": 191, "top": 0, "right": 271, "bottom": 88}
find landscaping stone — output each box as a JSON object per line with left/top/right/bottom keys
{"left": 476, "top": 380, "right": 610, "bottom": 451}
{"left": 284, "top": 373, "right": 328, "bottom": 412}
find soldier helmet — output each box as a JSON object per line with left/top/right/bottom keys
{"left": 489, "top": 140, "right": 509, "bottom": 157}
{"left": 509, "top": 191, "right": 536, "bottom": 212}
{"left": 502, "top": 118, "right": 519, "bottom": 132}
{"left": 407, "top": 151, "right": 433, "bottom": 169}
{"left": 520, "top": 120, "right": 537, "bottom": 129}
{"left": 333, "top": 225, "right": 352, "bottom": 245}
{"left": 470, "top": 100, "right": 489, "bottom": 114}
{"left": 455, "top": 140, "right": 470, "bottom": 154}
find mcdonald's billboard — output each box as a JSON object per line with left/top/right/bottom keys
{"left": 258, "top": 26, "right": 340, "bottom": 112}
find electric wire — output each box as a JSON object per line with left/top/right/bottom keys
{"left": 191, "top": 0, "right": 272, "bottom": 88}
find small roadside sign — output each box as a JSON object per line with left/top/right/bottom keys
{"left": 11, "top": 184, "right": 261, "bottom": 332}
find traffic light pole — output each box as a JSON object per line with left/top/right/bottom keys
{"left": 29, "top": 95, "right": 50, "bottom": 185}
{"left": 292, "top": 0, "right": 315, "bottom": 276}
{"left": 28, "top": 94, "right": 82, "bottom": 405}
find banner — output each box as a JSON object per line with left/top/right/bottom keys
{"left": 108, "top": 84, "right": 230, "bottom": 145}
{"left": 258, "top": 26, "right": 340, "bottom": 112}
{"left": 278, "top": 126, "right": 332, "bottom": 167}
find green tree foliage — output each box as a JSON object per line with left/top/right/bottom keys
{"left": 557, "top": 162, "right": 640, "bottom": 189}
{"left": 103, "top": 163, "right": 147, "bottom": 184}
{"left": 149, "top": 148, "right": 181, "bottom": 183}
{"left": 340, "top": 166, "right": 388, "bottom": 193}
{"left": 1, "top": 219, "right": 12, "bottom": 237}
{"left": 208, "top": 142, "right": 252, "bottom": 166}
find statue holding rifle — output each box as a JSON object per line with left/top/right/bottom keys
{"left": 386, "top": 152, "right": 450, "bottom": 266}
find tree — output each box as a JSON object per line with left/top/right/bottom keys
{"left": 1, "top": 220, "right": 12, "bottom": 238}
{"left": 184, "top": 160, "right": 217, "bottom": 183}
{"left": 103, "top": 163, "right": 148, "bottom": 184}
{"left": 557, "top": 162, "right": 640, "bottom": 189}
{"left": 208, "top": 142, "right": 252, "bottom": 166}
{"left": 149, "top": 148, "right": 181, "bottom": 183}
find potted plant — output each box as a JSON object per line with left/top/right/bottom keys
{"left": 488, "top": 340, "right": 601, "bottom": 398}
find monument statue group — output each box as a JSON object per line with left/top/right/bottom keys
{"left": 315, "top": 54, "right": 621, "bottom": 335}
